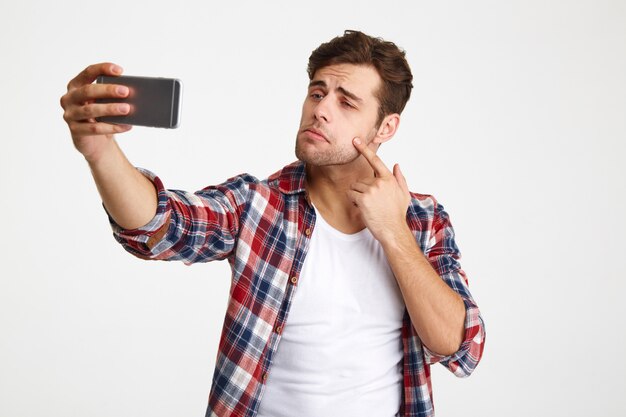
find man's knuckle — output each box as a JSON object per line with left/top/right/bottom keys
{"left": 82, "top": 104, "right": 93, "bottom": 118}
{"left": 80, "top": 84, "right": 93, "bottom": 99}
{"left": 88, "top": 123, "right": 100, "bottom": 134}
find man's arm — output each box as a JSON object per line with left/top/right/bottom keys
{"left": 60, "top": 63, "right": 157, "bottom": 230}
{"left": 62, "top": 63, "right": 253, "bottom": 265}
{"left": 379, "top": 224, "right": 465, "bottom": 356}
{"left": 347, "top": 137, "right": 475, "bottom": 357}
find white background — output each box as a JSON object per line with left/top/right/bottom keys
{"left": 1, "top": 1, "right": 625, "bottom": 416}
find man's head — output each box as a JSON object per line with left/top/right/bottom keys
{"left": 308, "top": 30, "right": 413, "bottom": 127}
{"left": 296, "top": 30, "right": 413, "bottom": 167}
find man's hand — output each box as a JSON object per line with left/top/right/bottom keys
{"left": 60, "top": 63, "right": 158, "bottom": 230}
{"left": 60, "top": 63, "right": 132, "bottom": 162}
{"left": 347, "top": 137, "right": 412, "bottom": 244}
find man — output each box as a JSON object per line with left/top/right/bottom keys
{"left": 60, "top": 30, "right": 484, "bottom": 417}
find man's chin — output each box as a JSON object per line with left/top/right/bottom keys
{"left": 295, "top": 147, "right": 359, "bottom": 167}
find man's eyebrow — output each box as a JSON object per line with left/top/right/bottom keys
{"left": 337, "top": 86, "right": 363, "bottom": 103}
{"left": 308, "top": 80, "right": 327, "bottom": 89}
{"left": 308, "top": 80, "right": 364, "bottom": 103}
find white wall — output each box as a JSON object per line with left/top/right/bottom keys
{"left": 1, "top": 0, "right": 624, "bottom": 416}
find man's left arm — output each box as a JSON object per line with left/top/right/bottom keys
{"left": 379, "top": 220, "right": 466, "bottom": 356}
{"left": 348, "top": 138, "right": 485, "bottom": 375}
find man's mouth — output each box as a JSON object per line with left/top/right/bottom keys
{"left": 302, "top": 126, "right": 329, "bottom": 142}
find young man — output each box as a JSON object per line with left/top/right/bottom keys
{"left": 60, "top": 30, "right": 484, "bottom": 417}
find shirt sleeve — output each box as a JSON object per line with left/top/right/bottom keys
{"left": 109, "top": 168, "right": 255, "bottom": 265}
{"left": 421, "top": 202, "right": 486, "bottom": 378}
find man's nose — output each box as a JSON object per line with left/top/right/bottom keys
{"left": 313, "top": 97, "right": 331, "bottom": 123}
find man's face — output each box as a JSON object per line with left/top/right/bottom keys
{"left": 295, "top": 63, "right": 383, "bottom": 166}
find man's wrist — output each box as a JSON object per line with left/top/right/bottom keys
{"left": 377, "top": 223, "right": 417, "bottom": 252}
{"left": 84, "top": 138, "right": 119, "bottom": 167}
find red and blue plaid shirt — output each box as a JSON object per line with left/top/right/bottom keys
{"left": 111, "top": 160, "right": 485, "bottom": 417}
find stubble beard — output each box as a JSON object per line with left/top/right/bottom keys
{"left": 295, "top": 127, "right": 376, "bottom": 167}
{"left": 295, "top": 138, "right": 359, "bottom": 166}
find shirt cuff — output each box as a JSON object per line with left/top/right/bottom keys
{"left": 107, "top": 168, "right": 172, "bottom": 252}
{"left": 422, "top": 295, "right": 484, "bottom": 371}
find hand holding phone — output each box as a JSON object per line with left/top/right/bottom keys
{"left": 96, "top": 75, "right": 183, "bottom": 129}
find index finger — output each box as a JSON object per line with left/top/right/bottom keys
{"left": 352, "top": 137, "right": 392, "bottom": 177}
{"left": 66, "top": 62, "right": 123, "bottom": 91}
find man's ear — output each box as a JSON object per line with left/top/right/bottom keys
{"left": 372, "top": 113, "right": 401, "bottom": 145}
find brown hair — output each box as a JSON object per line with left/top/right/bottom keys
{"left": 307, "top": 30, "right": 413, "bottom": 126}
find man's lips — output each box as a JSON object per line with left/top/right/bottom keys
{"left": 302, "top": 127, "right": 329, "bottom": 142}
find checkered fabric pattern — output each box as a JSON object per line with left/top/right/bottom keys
{"left": 111, "top": 160, "right": 485, "bottom": 417}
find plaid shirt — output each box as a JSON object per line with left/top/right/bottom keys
{"left": 111, "top": 161, "right": 485, "bottom": 417}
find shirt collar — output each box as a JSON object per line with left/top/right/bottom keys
{"left": 269, "top": 160, "right": 308, "bottom": 195}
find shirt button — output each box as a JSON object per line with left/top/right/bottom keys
{"left": 305, "top": 228, "right": 312, "bottom": 236}
{"left": 275, "top": 325, "right": 283, "bottom": 334}
{"left": 290, "top": 276, "right": 298, "bottom": 285}
{"left": 262, "top": 372, "right": 269, "bottom": 382}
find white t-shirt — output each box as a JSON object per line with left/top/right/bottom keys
{"left": 256, "top": 206, "right": 405, "bottom": 417}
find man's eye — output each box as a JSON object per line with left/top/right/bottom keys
{"left": 310, "top": 93, "right": 324, "bottom": 100}
{"left": 341, "top": 101, "right": 354, "bottom": 108}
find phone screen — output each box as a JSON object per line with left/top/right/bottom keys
{"left": 96, "top": 75, "right": 182, "bottom": 129}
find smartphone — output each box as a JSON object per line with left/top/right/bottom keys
{"left": 96, "top": 75, "right": 182, "bottom": 129}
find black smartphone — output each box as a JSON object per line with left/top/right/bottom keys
{"left": 96, "top": 75, "right": 182, "bottom": 129}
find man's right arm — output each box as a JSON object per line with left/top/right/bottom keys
{"left": 60, "top": 63, "right": 157, "bottom": 230}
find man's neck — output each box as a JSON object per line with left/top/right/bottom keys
{"left": 305, "top": 158, "right": 375, "bottom": 234}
